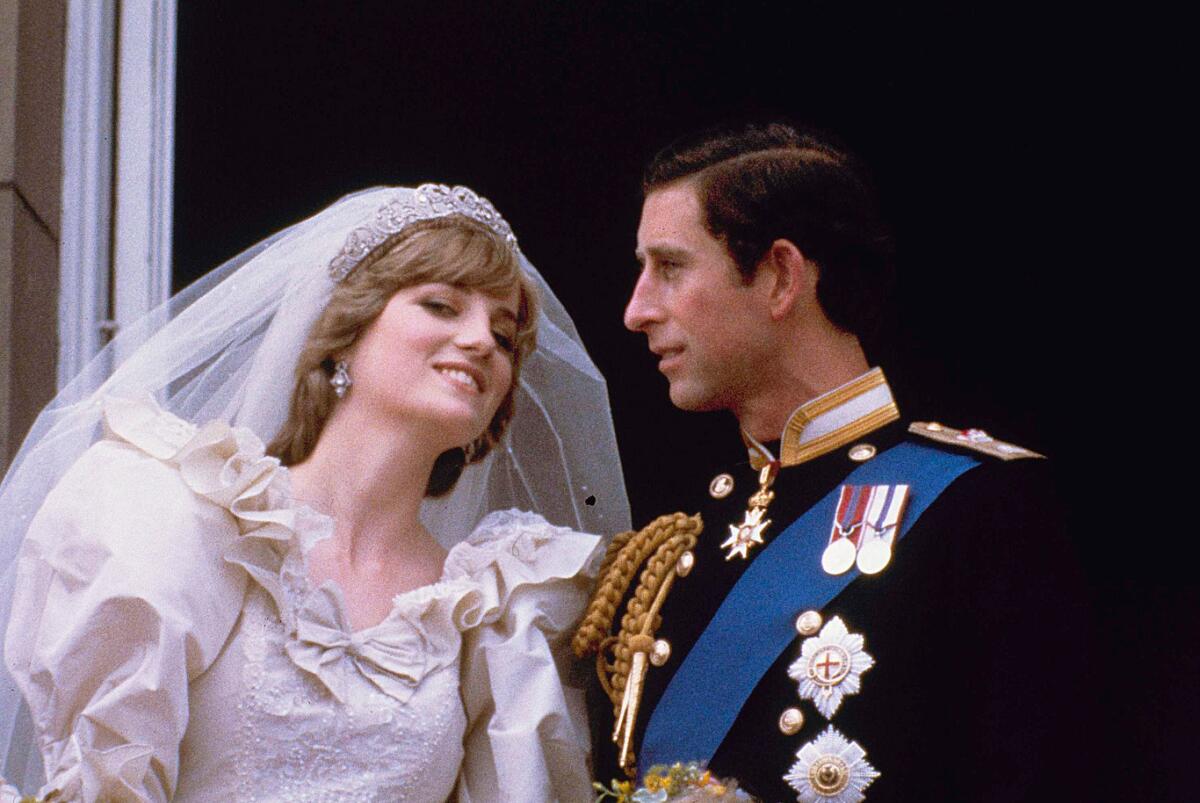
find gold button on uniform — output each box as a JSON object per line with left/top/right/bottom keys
{"left": 676, "top": 550, "right": 695, "bottom": 577}
{"left": 778, "top": 707, "right": 805, "bottom": 735}
{"left": 709, "top": 473, "right": 735, "bottom": 499}
{"left": 649, "top": 639, "right": 672, "bottom": 667}
{"left": 795, "top": 610, "right": 823, "bottom": 636}
{"left": 847, "top": 443, "right": 876, "bottom": 462}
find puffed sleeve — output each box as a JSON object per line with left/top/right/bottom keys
{"left": 4, "top": 439, "right": 247, "bottom": 802}
{"left": 450, "top": 511, "right": 602, "bottom": 803}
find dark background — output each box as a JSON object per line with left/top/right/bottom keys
{"left": 173, "top": 3, "right": 1182, "bottom": 798}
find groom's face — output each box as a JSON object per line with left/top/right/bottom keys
{"left": 627, "top": 182, "right": 773, "bottom": 413}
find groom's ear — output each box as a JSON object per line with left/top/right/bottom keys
{"left": 760, "top": 239, "right": 817, "bottom": 321}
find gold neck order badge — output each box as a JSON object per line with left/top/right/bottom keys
{"left": 721, "top": 462, "right": 779, "bottom": 560}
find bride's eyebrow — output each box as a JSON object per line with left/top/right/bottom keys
{"left": 417, "top": 282, "right": 456, "bottom": 296}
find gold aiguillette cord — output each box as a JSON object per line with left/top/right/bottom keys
{"left": 613, "top": 567, "right": 684, "bottom": 775}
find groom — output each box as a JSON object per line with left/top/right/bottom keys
{"left": 579, "top": 123, "right": 1088, "bottom": 800}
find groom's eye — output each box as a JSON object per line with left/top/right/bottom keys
{"left": 658, "top": 259, "right": 682, "bottom": 278}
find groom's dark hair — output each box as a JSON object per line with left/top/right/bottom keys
{"left": 643, "top": 122, "right": 895, "bottom": 341}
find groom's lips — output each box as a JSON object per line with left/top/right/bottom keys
{"left": 651, "top": 345, "right": 684, "bottom": 373}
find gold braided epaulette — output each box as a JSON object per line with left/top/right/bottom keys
{"left": 908, "top": 421, "right": 1044, "bottom": 461}
{"left": 573, "top": 511, "right": 703, "bottom": 777}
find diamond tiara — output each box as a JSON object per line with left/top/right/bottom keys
{"left": 328, "top": 184, "right": 519, "bottom": 281}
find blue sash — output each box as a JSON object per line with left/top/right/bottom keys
{"left": 640, "top": 441, "right": 979, "bottom": 768}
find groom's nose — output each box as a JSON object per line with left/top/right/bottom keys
{"left": 624, "top": 270, "right": 660, "bottom": 333}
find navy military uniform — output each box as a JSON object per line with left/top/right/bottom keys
{"left": 585, "top": 370, "right": 1089, "bottom": 801}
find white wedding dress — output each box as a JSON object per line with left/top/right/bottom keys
{"left": 4, "top": 397, "right": 599, "bottom": 802}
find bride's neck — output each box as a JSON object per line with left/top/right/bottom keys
{"left": 286, "top": 403, "right": 443, "bottom": 560}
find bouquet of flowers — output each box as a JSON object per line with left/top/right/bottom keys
{"left": 594, "top": 762, "right": 757, "bottom": 802}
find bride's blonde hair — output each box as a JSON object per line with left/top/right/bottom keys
{"left": 267, "top": 216, "right": 539, "bottom": 495}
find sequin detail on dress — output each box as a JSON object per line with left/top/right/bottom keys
{"left": 230, "top": 589, "right": 465, "bottom": 802}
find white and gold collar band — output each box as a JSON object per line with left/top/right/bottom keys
{"left": 744, "top": 368, "right": 900, "bottom": 470}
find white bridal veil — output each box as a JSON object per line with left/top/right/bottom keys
{"left": 0, "top": 185, "right": 630, "bottom": 792}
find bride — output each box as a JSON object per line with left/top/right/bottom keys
{"left": 0, "top": 185, "right": 629, "bottom": 801}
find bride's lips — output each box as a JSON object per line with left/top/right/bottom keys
{"left": 433, "top": 361, "right": 486, "bottom": 394}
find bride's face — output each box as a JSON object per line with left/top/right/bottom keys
{"left": 346, "top": 281, "right": 520, "bottom": 447}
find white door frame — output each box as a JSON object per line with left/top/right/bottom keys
{"left": 58, "top": 0, "right": 176, "bottom": 387}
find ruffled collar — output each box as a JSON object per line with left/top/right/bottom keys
{"left": 101, "top": 395, "right": 597, "bottom": 706}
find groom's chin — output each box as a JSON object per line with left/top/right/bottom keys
{"left": 665, "top": 380, "right": 724, "bottom": 413}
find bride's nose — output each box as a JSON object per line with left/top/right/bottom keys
{"left": 453, "top": 304, "right": 495, "bottom": 353}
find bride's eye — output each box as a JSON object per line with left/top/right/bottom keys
{"left": 492, "top": 331, "right": 515, "bottom": 353}
{"left": 421, "top": 298, "right": 457, "bottom": 316}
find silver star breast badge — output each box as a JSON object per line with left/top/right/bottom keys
{"left": 787, "top": 615, "right": 875, "bottom": 719}
{"left": 784, "top": 725, "right": 879, "bottom": 803}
